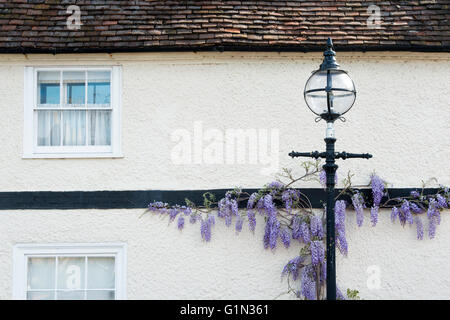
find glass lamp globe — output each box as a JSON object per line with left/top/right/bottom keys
{"left": 303, "top": 38, "right": 356, "bottom": 121}
{"left": 304, "top": 70, "right": 356, "bottom": 119}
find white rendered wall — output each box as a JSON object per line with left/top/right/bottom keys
{"left": 0, "top": 52, "right": 448, "bottom": 191}
{"left": 0, "top": 208, "right": 449, "bottom": 300}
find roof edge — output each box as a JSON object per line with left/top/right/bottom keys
{"left": 2, "top": 44, "right": 449, "bottom": 55}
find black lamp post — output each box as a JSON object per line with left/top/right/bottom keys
{"left": 289, "top": 38, "right": 372, "bottom": 300}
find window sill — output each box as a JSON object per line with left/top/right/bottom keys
{"left": 22, "top": 153, "right": 124, "bottom": 159}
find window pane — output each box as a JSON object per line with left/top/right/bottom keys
{"left": 57, "top": 257, "right": 85, "bottom": 290}
{"left": 27, "top": 291, "right": 54, "bottom": 300}
{"left": 56, "top": 290, "right": 84, "bottom": 300}
{"left": 88, "top": 71, "right": 110, "bottom": 106}
{"left": 38, "top": 71, "right": 60, "bottom": 106}
{"left": 89, "top": 110, "right": 111, "bottom": 146}
{"left": 63, "top": 71, "right": 85, "bottom": 106}
{"left": 87, "top": 290, "right": 115, "bottom": 300}
{"left": 27, "top": 257, "right": 55, "bottom": 290}
{"left": 87, "top": 257, "right": 115, "bottom": 289}
{"left": 37, "top": 110, "right": 61, "bottom": 146}
{"left": 62, "top": 110, "right": 86, "bottom": 146}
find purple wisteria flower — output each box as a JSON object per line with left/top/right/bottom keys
{"left": 409, "top": 202, "right": 423, "bottom": 214}
{"left": 400, "top": 200, "right": 411, "bottom": 226}
{"left": 235, "top": 217, "right": 243, "bottom": 233}
{"left": 281, "top": 256, "right": 305, "bottom": 281}
{"left": 429, "top": 216, "right": 437, "bottom": 239}
{"left": 351, "top": 192, "right": 365, "bottom": 227}
{"left": 319, "top": 169, "right": 338, "bottom": 189}
{"left": 200, "top": 219, "right": 211, "bottom": 242}
{"left": 335, "top": 200, "right": 348, "bottom": 255}
{"left": 148, "top": 201, "right": 168, "bottom": 211}
{"left": 280, "top": 227, "right": 291, "bottom": 248}
{"left": 268, "top": 181, "right": 284, "bottom": 190}
{"left": 282, "top": 189, "right": 298, "bottom": 212}
{"left": 370, "top": 174, "right": 385, "bottom": 206}
{"left": 218, "top": 195, "right": 239, "bottom": 227}
{"left": 291, "top": 215, "right": 302, "bottom": 240}
{"left": 391, "top": 207, "right": 399, "bottom": 223}
{"left": 262, "top": 194, "right": 280, "bottom": 249}
{"left": 436, "top": 194, "right": 448, "bottom": 209}
{"left": 299, "top": 221, "right": 311, "bottom": 244}
{"left": 370, "top": 206, "right": 379, "bottom": 226}
{"left": 415, "top": 216, "right": 424, "bottom": 240}
{"left": 189, "top": 213, "right": 198, "bottom": 224}
{"left": 247, "top": 193, "right": 258, "bottom": 209}
{"left": 247, "top": 210, "right": 256, "bottom": 232}
{"left": 168, "top": 208, "right": 179, "bottom": 221}
{"left": 310, "top": 215, "right": 324, "bottom": 239}
{"left": 402, "top": 201, "right": 414, "bottom": 225}
{"left": 256, "top": 197, "right": 265, "bottom": 215}
{"left": 427, "top": 199, "right": 441, "bottom": 239}
{"left": 410, "top": 191, "right": 420, "bottom": 198}
{"left": 320, "top": 261, "right": 326, "bottom": 284}
{"left": 336, "top": 287, "right": 347, "bottom": 300}
{"left": 208, "top": 214, "right": 215, "bottom": 226}
{"left": 263, "top": 194, "right": 276, "bottom": 217}
{"left": 310, "top": 240, "right": 325, "bottom": 266}
{"left": 319, "top": 169, "right": 326, "bottom": 189}
{"left": 301, "top": 265, "right": 316, "bottom": 300}
{"left": 177, "top": 215, "right": 185, "bottom": 230}
{"left": 230, "top": 199, "right": 238, "bottom": 216}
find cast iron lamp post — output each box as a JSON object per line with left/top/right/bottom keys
{"left": 289, "top": 38, "right": 372, "bottom": 300}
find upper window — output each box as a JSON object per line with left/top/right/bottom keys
{"left": 13, "top": 243, "right": 126, "bottom": 300}
{"left": 23, "top": 67, "right": 122, "bottom": 158}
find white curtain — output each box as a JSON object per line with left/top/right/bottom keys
{"left": 89, "top": 110, "right": 111, "bottom": 145}
{"left": 63, "top": 111, "right": 86, "bottom": 146}
{"left": 37, "top": 111, "right": 61, "bottom": 146}
{"left": 37, "top": 110, "right": 111, "bottom": 146}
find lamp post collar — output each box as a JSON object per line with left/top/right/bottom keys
{"left": 319, "top": 38, "right": 340, "bottom": 71}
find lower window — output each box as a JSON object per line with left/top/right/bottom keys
{"left": 13, "top": 243, "right": 126, "bottom": 300}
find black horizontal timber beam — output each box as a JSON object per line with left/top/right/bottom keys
{"left": 0, "top": 188, "right": 440, "bottom": 210}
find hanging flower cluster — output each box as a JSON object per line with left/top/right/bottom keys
{"left": 145, "top": 161, "right": 449, "bottom": 300}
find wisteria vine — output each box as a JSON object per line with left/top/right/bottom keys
{"left": 144, "top": 160, "right": 449, "bottom": 300}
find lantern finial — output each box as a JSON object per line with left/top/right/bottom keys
{"left": 320, "top": 37, "right": 340, "bottom": 70}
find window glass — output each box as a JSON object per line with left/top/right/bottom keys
{"left": 25, "top": 255, "right": 116, "bottom": 300}
{"left": 27, "top": 291, "right": 54, "bottom": 300}
{"left": 88, "top": 71, "right": 111, "bottom": 106}
{"left": 27, "top": 257, "right": 55, "bottom": 290}
{"left": 63, "top": 71, "right": 85, "bottom": 106}
{"left": 57, "top": 257, "right": 85, "bottom": 290}
{"left": 37, "top": 71, "right": 60, "bottom": 106}
{"left": 87, "top": 257, "right": 115, "bottom": 289}
{"left": 87, "top": 290, "right": 115, "bottom": 300}
{"left": 34, "top": 69, "right": 113, "bottom": 148}
{"left": 62, "top": 110, "right": 86, "bottom": 146}
{"left": 37, "top": 110, "right": 61, "bottom": 146}
{"left": 88, "top": 110, "right": 111, "bottom": 146}
{"left": 28, "top": 68, "right": 119, "bottom": 155}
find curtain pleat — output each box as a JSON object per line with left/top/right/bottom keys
{"left": 89, "top": 110, "right": 111, "bottom": 146}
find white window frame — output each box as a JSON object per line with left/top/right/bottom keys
{"left": 13, "top": 243, "right": 127, "bottom": 300}
{"left": 23, "top": 66, "right": 123, "bottom": 158}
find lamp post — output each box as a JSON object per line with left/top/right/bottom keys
{"left": 289, "top": 38, "right": 372, "bottom": 300}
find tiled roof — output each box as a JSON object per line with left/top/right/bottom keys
{"left": 0, "top": 0, "right": 448, "bottom": 53}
